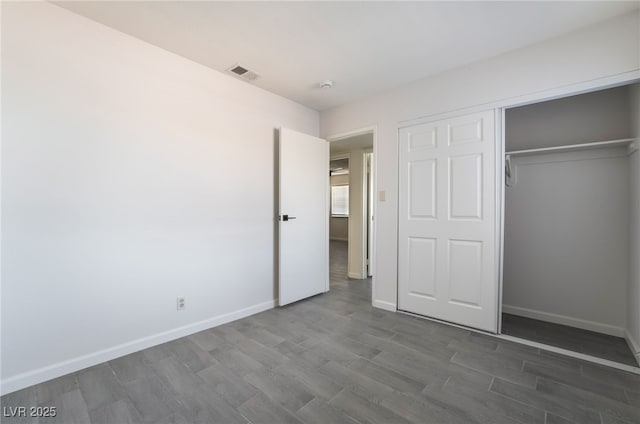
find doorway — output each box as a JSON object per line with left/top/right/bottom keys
{"left": 499, "top": 84, "right": 640, "bottom": 368}
{"left": 327, "top": 130, "right": 375, "bottom": 293}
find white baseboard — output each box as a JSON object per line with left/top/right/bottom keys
{"left": 502, "top": 305, "right": 625, "bottom": 337}
{"left": 348, "top": 271, "right": 365, "bottom": 279}
{"left": 0, "top": 299, "right": 275, "bottom": 396}
{"left": 625, "top": 329, "right": 640, "bottom": 366}
{"left": 373, "top": 299, "right": 397, "bottom": 312}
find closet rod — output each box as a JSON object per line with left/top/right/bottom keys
{"left": 506, "top": 138, "right": 635, "bottom": 157}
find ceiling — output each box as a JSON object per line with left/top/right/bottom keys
{"left": 330, "top": 133, "right": 374, "bottom": 154}
{"left": 54, "top": 1, "right": 640, "bottom": 111}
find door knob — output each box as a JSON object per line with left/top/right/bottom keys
{"left": 281, "top": 214, "right": 297, "bottom": 221}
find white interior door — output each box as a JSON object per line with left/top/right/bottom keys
{"left": 279, "top": 128, "right": 329, "bottom": 306}
{"left": 398, "top": 110, "right": 499, "bottom": 332}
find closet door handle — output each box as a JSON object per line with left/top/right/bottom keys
{"left": 505, "top": 155, "right": 514, "bottom": 187}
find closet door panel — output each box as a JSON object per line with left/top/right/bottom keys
{"left": 408, "top": 159, "right": 437, "bottom": 219}
{"left": 449, "top": 153, "right": 483, "bottom": 220}
{"left": 407, "top": 237, "right": 437, "bottom": 299}
{"left": 448, "top": 239, "right": 483, "bottom": 307}
{"left": 447, "top": 116, "right": 484, "bottom": 146}
{"left": 407, "top": 126, "right": 437, "bottom": 151}
{"left": 398, "top": 110, "right": 498, "bottom": 333}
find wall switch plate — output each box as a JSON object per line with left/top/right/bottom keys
{"left": 379, "top": 190, "right": 386, "bottom": 201}
{"left": 176, "top": 297, "right": 185, "bottom": 311}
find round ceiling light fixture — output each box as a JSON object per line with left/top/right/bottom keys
{"left": 320, "top": 80, "right": 333, "bottom": 89}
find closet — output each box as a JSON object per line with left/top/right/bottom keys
{"left": 501, "top": 84, "right": 640, "bottom": 367}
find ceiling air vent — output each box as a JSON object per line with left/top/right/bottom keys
{"left": 227, "top": 64, "right": 259, "bottom": 82}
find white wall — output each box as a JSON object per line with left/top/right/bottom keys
{"left": 320, "top": 11, "right": 640, "bottom": 311}
{"left": 628, "top": 84, "right": 640, "bottom": 359}
{"left": 503, "top": 149, "right": 629, "bottom": 333}
{"left": 1, "top": 2, "right": 318, "bottom": 394}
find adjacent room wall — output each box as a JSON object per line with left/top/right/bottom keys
{"left": 330, "top": 216, "right": 349, "bottom": 241}
{"left": 320, "top": 10, "right": 640, "bottom": 312}
{"left": 1, "top": 2, "right": 318, "bottom": 394}
{"left": 330, "top": 174, "right": 349, "bottom": 241}
{"left": 628, "top": 83, "right": 640, "bottom": 360}
{"left": 502, "top": 88, "right": 632, "bottom": 335}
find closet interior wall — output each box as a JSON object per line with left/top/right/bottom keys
{"left": 503, "top": 84, "right": 639, "bottom": 364}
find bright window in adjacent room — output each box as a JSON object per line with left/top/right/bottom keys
{"left": 331, "top": 185, "right": 349, "bottom": 217}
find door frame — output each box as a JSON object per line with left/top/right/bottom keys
{"left": 365, "top": 152, "right": 375, "bottom": 277}
{"left": 354, "top": 148, "right": 373, "bottom": 279}
{"left": 327, "top": 126, "right": 377, "bottom": 300}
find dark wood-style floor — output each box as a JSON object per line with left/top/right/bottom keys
{"left": 1, "top": 240, "right": 639, "bottom": 423}
{"left": 502, "top": 313, "right": 639, "bottom": 367}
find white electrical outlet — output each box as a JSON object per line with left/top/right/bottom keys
{"left": 176, "top": 297, "right": 186, "bottom": 311}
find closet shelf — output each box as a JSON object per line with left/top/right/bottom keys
{"left": 506, "top": 138, "right": 636, "bottom": 157}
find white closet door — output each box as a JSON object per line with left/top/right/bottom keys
{"left": 398, "top": 110, "right": 499, "bottom": 332}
